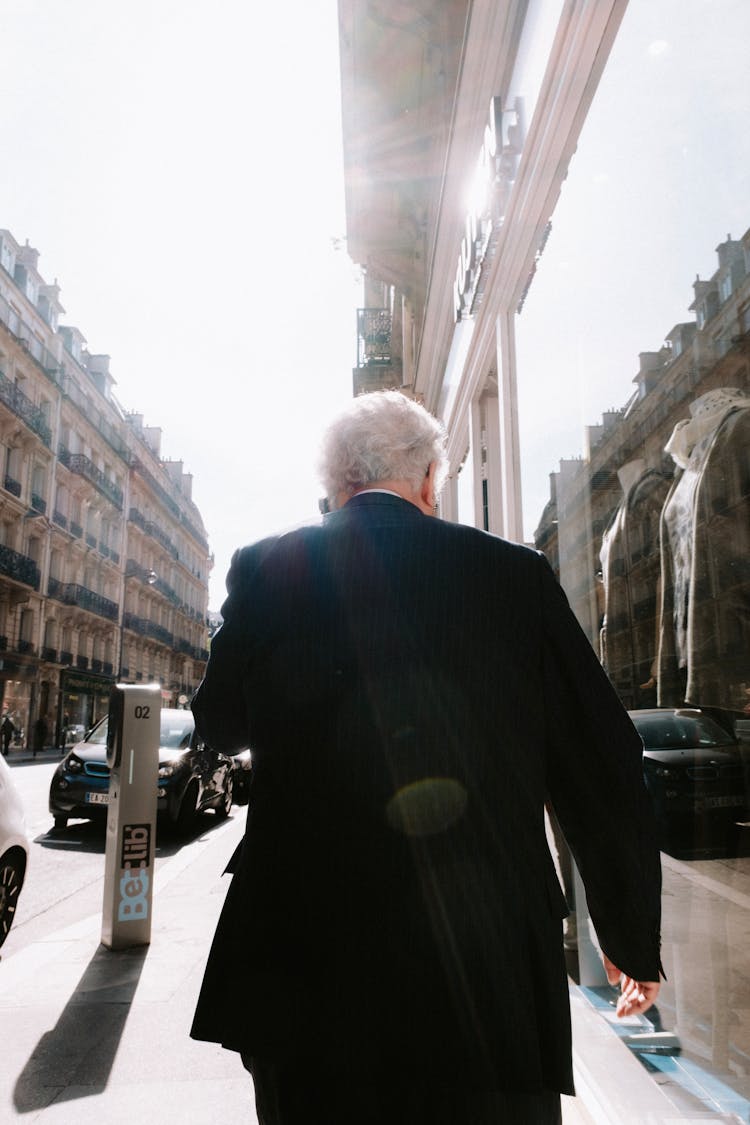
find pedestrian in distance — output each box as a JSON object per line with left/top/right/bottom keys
{"left": 190, "top": 390, "right": 662, "bottom": 1125}
{"left": 32, "top": 714, "right": 48, "bottom": 758}
{"left": 1, "top": 713, "right": 14, "bottom": 756}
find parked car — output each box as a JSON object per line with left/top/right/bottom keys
{"left": 49, "top": 708, "right": 234, "bottom": 833}
{"left": 629, "top": 707, "right": 749, "bottom": 839}
{"left": 0, "top": 753, "right": 29, "bottom": 948}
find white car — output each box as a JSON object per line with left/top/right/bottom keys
{"left": 0, "top": 754, "right": 29, "bottom": 949}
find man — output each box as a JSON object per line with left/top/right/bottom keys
{"left": 1, "top": 712, "right": 14, "bottom": 756}
{"left": 191, "top": 391, "right": 662, "bottom": 1124}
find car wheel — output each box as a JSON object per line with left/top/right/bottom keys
{"left": 0, "top": 849, "right": 26, "bottom": 949}
{"left": 175, "top": 780, "right": 199, "bottom": 835}
{"left": 215, "top": 775, "right": 233, "bottom": 820}
{"left": 54, "top": 815, "right": 68, "bottom": 831}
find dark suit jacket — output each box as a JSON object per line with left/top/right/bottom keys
{"left": 190, "top": 493, "right": 662, "bottom": 1093}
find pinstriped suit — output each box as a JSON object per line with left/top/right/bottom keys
{"left": 191, "top": 492, "right": 661, "bottom": 1104}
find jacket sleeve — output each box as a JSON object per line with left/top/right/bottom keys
{"left": 191, "top": 538, "right": 277, "bottom": 754}
{"left": 538, "top": 552, "right": 663, "bottom": 982}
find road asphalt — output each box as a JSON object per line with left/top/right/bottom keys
{"left": 0, "top": 747, "right": 735, "bottom": 1123}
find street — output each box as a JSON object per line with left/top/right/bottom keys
{"left": 1, "top": 753, "right": 242, "bottom": 963}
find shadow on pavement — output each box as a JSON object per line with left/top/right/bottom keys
{"left": 34, "top": 810, "right": 233, "bottom": 857}
{"left": 13, "top": 943, "right": 148, "bottom": 1112}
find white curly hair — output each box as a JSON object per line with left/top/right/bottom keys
{"left": 318, "top": 391, "right": 448, "bottom": 501}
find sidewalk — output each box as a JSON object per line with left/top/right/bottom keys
{"left": 0, "top": 804, "right": 734, "bottom": 1124}
{"left": 0, "top": 811, "right": 254, "bottom": 1123}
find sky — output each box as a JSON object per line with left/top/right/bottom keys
{"left": 1, "top": 0, "right": 748, "bottom": 606}
{"left": 0, "top": 0, "right": 359, "bottom": 610}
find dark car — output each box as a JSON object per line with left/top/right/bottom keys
{"left": 49, "top": 708, "right": 234, "bottom": 833}
{"left": 629, "top": 708, "right": 749, "bottom": 840}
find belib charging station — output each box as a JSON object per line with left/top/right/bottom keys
{"left": 101, "top": 683, "right": 161, "bottom": 951}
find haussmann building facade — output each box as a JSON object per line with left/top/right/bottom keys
{"left": 0, "top": 226, "right": 211, "bottom": 749}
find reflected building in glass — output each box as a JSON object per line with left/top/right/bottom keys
{"left": 534, "top": 229, "right": 750, "bottom": 717}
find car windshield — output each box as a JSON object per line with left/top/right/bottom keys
{"left": 81, "top": 710, "right": 194, "bottom": 749}
{"left": 633, "top": 711, "right": 735, "bottom": 750}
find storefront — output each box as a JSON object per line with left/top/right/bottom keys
{"left": 58, "top": 668, "right": 113, "bottom": 747}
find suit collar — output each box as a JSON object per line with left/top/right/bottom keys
{"left": 326, "top": 491, "right": 425, "bottom": 526}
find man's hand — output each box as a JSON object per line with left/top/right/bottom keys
{"left": 602, "top": 955, "right": 660, "bottom": 1018}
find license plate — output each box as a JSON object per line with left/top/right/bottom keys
{"left": 86, "top": 791, "right": 109, "bottom": 805}
{"left": 698, "top": 795, "right": 745, "bottom": 810}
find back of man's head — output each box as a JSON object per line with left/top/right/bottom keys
{"left": 319, "top": 391, "right": 447, "bottom": 502}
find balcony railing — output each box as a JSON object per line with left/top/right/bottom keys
{"left": 122, "top": 611, "right": 174, "bottom": 647}
{"left": 0, "top": 544, "right": 41, "bottom": 589}
{"left": 16, "top": 639, "right": 36, "bottom": 656}
{"left": 0, "top": 291, "right": 63, "bottom": 383}
{"left": 145, "top": 520, "right": 179, "bottom": 560}
{"left": 0, "top": 370, "right": 53, "bottom": 447}
{"left": 30, "top": 493, "right": 47, "bottom": 514}
{"left": 70, "top": 521, "right": 83, "bottom": 539}
{"left": 47, "top": 578, "right": 119, "bottom": 621}
{"left": 357, "top": 307, "right": 392, "bottom": 367}
{"left": 52, "top": 510, "right": 68, "bottom": 530}
{"left": 124, "top": 559, "right": 156, "bottom": 584}
{"left": 176, "top": 638, "right": 210, "bottom": 662}
{"left": 129, "top": 463, "right": 209, "bottom": 552}
{"left": 61, "top": 377, "right": 129, "bottom": 462}
{"left": 60, "top": 650, "right": 73, "bottom": 665}
{"left": 128, "top": 506, "right": 148, "bottom": 532}
{"left": 42, "top": 646, "right": 58, "bottom": 663}
{"left": 3, "top": 475, "right": 21, "bottom": 498}
{"left": 58, "top": 447, "right": 123, "bottom": 510}
{"left": 76, "top": 655, "right": 88, "bottom": 670}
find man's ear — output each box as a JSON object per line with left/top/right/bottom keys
{"left": 419, "top": 461, "right": 437, "bottom": 514}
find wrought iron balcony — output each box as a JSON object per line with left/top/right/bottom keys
{"left": 47, "top": 578, "right": 118, "bottom": 621}
{"left": 0, "top": 292, "right": 62, "bottom": 383}
{"left": 128, "top": 506, "right": 148, "bottom": 532}
{"left": 357, "top": 308, "right": 392, "bottom": 367}
{"left": 0, "top": 544, "right": 41, "bottom": 589}
{"left": 31, "top": 493, "right": 47, "bottom": 514}
{"left": 145, "top": 520, "right": 178, "bottom": 560}
{"left": 4, "top": 475, "right": 21, "bottom": 498}
{"left": 122, "top": 611, "right": 174, "bottom": 647}
{"left": 176, "top": 637, "right": 210, "bottom": 662}
{"left": 16, "top": 639, "right": 36, "bottom": 656}
{"left": 42, "top": 646, "right": 58, "bottom": 663}
{"left": 124, "top": 559, "right": 157, "bottom": 585}
{"left": 70, "top": 521, "right": 83, "bottom": 539}
{"left": 77, "top": 655, "right": 88, "bottom": 670}
{"left": 60, "top": 650, "right": 73, "bottom": 665}
{"left": 0, "top": 370, "right": 53, "bottom": 447}
{"left": 58, "top": 447, "right": 123, "bottom": 510}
